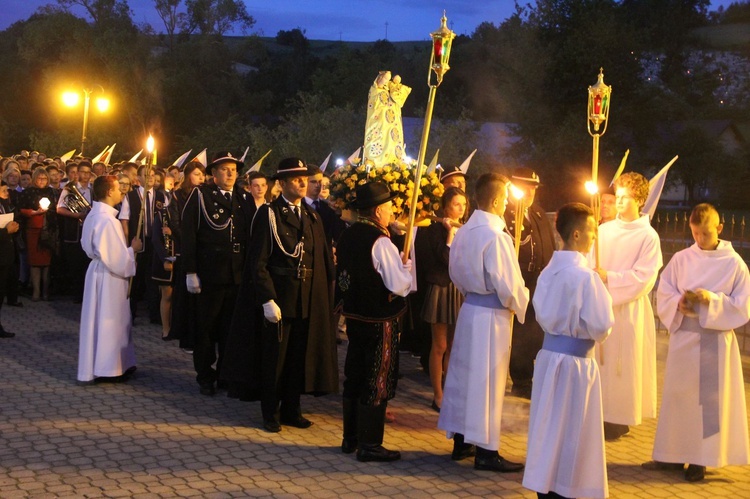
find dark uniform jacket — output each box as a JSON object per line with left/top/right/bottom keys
{"left": 0, "top": 199, "right": 17, "bottom": 267}
{"left": 504, "top": 200, "right": 557, "bottom": 288}
{"left": 222, "top": 195, "right": 338, "bottom": 396}
{"left": 181, "top": 184, "right": 252, "bottom": 286}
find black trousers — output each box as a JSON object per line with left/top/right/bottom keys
{"left": 509, "top": 295, "right": 544, "bottom": 388}
{"left": 193, "top": 283, "right": 238, "bottom": 386}
{"left": 62, "top": 241, "right": 90, "bottom": 301}
{"left": 260, "top": 317, "right": 309, "bottom": 420}
{"left": 4, "top": 258, "right": 19, "bottom": 304}
{"left": 129, "top": 241, "right": 159, "bottom": 321}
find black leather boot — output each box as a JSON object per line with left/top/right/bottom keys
{"left": 474, "top": 446, "right": 524, "bottom": 472}
{"left": 341, "top": 397, "right": 358, "bottom": 454}
{"left": 355, "top": 402, "right": 400, "bottom": 462}
{"left": 451, "top": 433, "right": 476, "bottom": 461}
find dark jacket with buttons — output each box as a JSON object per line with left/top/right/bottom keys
{"left": 181, "top": 183, "right": 253, "bottom": 286}
{"left": 504, "top": 200, "right": 557, "bottom": 289}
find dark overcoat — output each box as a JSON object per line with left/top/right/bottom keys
{"left": 222, "top": 195, "right": 338, "bottom": 397}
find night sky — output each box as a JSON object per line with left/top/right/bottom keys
{"left": 0, "top": 0, "right": 740, "bottom": 41}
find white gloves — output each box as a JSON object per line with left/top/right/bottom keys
{"left": 263, "top": 300, "right": 282, "bottom": 323}
{"left": 186, "top": 273, "right": 201, "bottom": 294}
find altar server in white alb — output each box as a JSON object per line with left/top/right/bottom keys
{"left": 77, "top": 175, "right": 142, "bottom": 383}
{"left": 523, "top": 203, "right": 614, "bottom": 499}
{"left": 646, "top": 203, "right": 750, "bottom": 482}
{"left": 594, "top": 172, "right": 662, "bottom": 441}
{"left": 438, "top": 172, "right": 529, "bottom": 473}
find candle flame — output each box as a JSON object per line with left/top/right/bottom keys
{"left": 585, "top": 181, "right": 599, "bottom": 195}
{"left": 146, "top": 135, "right": 155, "bottom": 154}
{"left": 510, "top": 184, "right": 525, "bottom": 200}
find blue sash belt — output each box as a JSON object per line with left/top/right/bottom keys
{"left": 464, "top": 292, "right": 506, "bottom": 310}
{"left": 542, "top": 332, "right": 595, "bottom": 359}
{"left": 682, "top": 316, "right": 720, "bottom": 439}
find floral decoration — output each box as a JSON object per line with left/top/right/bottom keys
{"left": 329, "top": 159, "right": 444, "bottom": 221}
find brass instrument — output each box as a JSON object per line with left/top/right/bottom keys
{"left": 64, "top": 184, "right": 91, "bottom": 214}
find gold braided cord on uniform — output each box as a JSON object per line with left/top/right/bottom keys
{"left": 267, "top": 207, "right": 304, "bottom": 259}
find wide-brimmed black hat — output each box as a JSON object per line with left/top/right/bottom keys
{"left": 207, "top": 151, "right": 243, "bottom": 175}
{"left": 511, "top": 167, "right": 542, "bottom": 186}
{"left": 440, "top": 165, "right": 465, "bottom": 183}
{"left": 350, "top": 181, "right": 398, "bottom": 210}
{"left": 273, "top": 157, "right": 311, "bottom": 179}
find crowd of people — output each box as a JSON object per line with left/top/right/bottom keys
{"left": 1, "top": 147, "right": 748, "bottom": 499}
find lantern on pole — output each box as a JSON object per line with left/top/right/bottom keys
{"left": 587, "top": 68, "right": 612, "bottom": 185}
{"left": 401, "top": 12, "right": 456, "bottom": 261}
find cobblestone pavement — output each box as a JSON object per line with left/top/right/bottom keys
{"left": 1, "top": 296, "right": 749, "bottom": 498}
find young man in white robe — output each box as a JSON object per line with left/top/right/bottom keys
{"left": 523, "top": 203, "right": 614, "bottom": 499}
{"left": 77, "top": 175, "right": 142, "bottom": 383}
{"left": 594, "top": 172, "right": 662, "bottom": 440}
{"left": 437, "top": 172, "right": 529, "bottom": 472}
{"left": 644, "top": 203, "right": 750, "bottom": 482}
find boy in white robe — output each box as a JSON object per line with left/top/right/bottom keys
{"left": 645, "top": 203, "right": 750, "bottom": 482}
{"left": 437, "top": 172, "right": 529, "bottom": 472}
{"left": 77, "top": 176, "right": 142, "bottom": 383}
{"left": 594, "top": 172, "right": 662, "bottom": 440}
{"left": 523, "top": 203, "right": 614, "bottom": 499}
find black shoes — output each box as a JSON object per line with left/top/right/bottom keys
{"left": 279, "top": 415, "right": 313, "bottom": 429}
{"left": 341, "top": 438, "right": 357, "bottom": 454}
{"left": 474, "top": 449, "right": 524, "bottom": 472}
{"left": 356, "top": 445, "right": 401, "bottom": 462}
{"left": 199, "top": 383, "right": 216, "bottom": 396}
{"left": 685, "top": 464, "right": 706, "bottom": 482}
{"left": 0, "top": 330, "right": 15, "bottom": 338}
{"left": 604, "top": 422, "right": 630, "bottom": 441}
{"left": 431, "top": 400, "right": 441, "bottom": 413}
{"left": 263, "top": 418, "right": 281, "bottom": 433}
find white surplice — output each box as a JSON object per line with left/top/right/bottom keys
{"left": 437, "top": 209, "right": 529, "bottom": 451}
{"left": 653, "top": 241, "right": 750, "bottom": 467}
{"left": 523, "top": 251, "right": 614, "bottom": 499}
{"left": 77, "top": 201, "right": 137, "bottom": 382}
{"left": 594, "top": 214, "right": 662, "bottom": 425}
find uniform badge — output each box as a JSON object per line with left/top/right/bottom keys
{"left": 155, "top": 201, "right": 163, "bottom": 210}
{"left": 213, "top": 214, "right": 219, "bottom": 220}
{"left": 338, "top": 270, "right": 351, "bottom": 292}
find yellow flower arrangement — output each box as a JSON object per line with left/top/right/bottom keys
{"left": 330, "top": 159, "right": 444, "bottom": 221}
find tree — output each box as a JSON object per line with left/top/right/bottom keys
{"left": 154, "top": 0, "right": 186, "bottom": 51}
{"left": 56, "top": 0, "right": 134, "bottom": 28}
{"left": 184, "top": 0, "right": 255, "bottom": 35}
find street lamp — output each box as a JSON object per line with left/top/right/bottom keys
{"left": 62, "top": 87, "right": 110, "bottom": 156}
{"left": 402, "top": 11, "right": 456, "bottom": 261}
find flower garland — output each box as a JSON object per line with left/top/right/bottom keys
{"left": 329, "top": 159, "right": 444, "bottom": 221}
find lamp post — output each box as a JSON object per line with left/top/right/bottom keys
{"left": 402, "top": 11, "right": 456, "bottom": 262}
{"left": 62, "top": 87, "right": 110, "bottom": 156}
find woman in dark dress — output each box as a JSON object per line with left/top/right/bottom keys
{"left": 19, "top": 167, "right": 58, "bottom": 301}
{"left": 166, "top": 162, "right": 205, "bottom": 349}
{"left": 419, "top": 187, "right": 467, "bottom": 412}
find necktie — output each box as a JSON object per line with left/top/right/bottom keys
{"left": 313, "top": 199, "right": 320, "bottom": 210}
{"left": 224, "top": 191, "right": 231, "bottom": 202}
{"left": 292, "top": 205, "right": 300, "bottom": 219}
{"left": 145, "top": 190, "right": 152, "bottom": 238}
